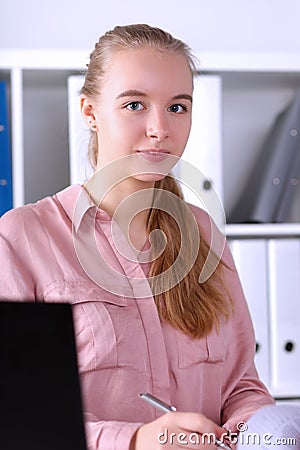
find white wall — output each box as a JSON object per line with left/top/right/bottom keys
{"left": 1, "top": 0, "right": 300, "bottom": 53}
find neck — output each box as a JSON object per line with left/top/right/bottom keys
{"left": 85, "top": 176, "right": 156, "bottom": 252}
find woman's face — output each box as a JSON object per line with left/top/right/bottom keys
{"left": 82, "top": 46, "right": 193, "bottom": 183}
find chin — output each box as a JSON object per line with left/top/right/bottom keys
{"left": 134, "top": 173, "right": 166, "bottom": 183}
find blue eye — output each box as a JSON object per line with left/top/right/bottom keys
{"left": 126, "top": 102, "right": 143, "bottom": 111}
{"left": 168, "top": 104, "right": 187, "bottom": 113}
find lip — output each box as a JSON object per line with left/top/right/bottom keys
{"left": 136, "top": 149, "right": 170, "bottom": 162}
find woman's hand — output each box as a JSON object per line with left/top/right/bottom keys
{"left": 130, "top": 411, "right": 225, "bottom": 449}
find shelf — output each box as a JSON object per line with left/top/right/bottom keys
{"left": 0, "top": 50, "right": 88, "bottom": 70}
{"left": 271, "top": 389, "right": 300, "bottom": 400}
{"left": 226, "top": 223, "right": 300, "bottom": 238}
{"left": 197, "top": 52, "right": 300, "bottom": 73}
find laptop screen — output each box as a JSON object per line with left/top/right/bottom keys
{"left": 0, "top": 301, "right": 87, "bottom": 450}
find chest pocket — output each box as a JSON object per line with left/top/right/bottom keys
{"left": 43, "top": 280, "right": 127, "bottom": 374}
{"left": 175, "top": 326, "right": 226, "bottom": 369}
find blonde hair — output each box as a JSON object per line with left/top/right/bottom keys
{"left": 81, "top": 24, "right": 232, "bottom": 338}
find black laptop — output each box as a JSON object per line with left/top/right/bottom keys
{"left": 0, "top": 301, "right": 87, "bottom": 450}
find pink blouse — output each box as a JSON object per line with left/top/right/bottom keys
{"left": 0, "top": 184, "right": 274, "bottom": 449}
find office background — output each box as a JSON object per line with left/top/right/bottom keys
{"left": 1, "top": 0, "right": 299, "bottom": 401}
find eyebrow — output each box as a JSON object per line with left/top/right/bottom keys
{"left": 172, "top": 94, "right": 193, "bottom": 103}
{"left": 116, "top": 89, "right": 193, "bottom": 103}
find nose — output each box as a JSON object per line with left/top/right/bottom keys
{"left": 145, "top": 109, "right": 170, "bottom": 142}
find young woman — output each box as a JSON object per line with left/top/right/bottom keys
{"left": 0, "top": 24, "right": 274, "bottom": 450}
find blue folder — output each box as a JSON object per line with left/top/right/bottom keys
{"left": 0, "top": 80, "right": 13, "bottom": 216}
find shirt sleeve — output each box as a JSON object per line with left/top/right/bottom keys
{"left": 0, "top": 232, "right": 36, "bottom": 300}
{"left": 84, "top": 413, "right": 143, "bottom": 450}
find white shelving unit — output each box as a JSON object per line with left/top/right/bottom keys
{"left": 1, "top": 50, "right": 300, "bottom": 401}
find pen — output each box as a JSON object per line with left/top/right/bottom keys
{"left": 139, "top": 392, "right": 232, "bottom": 450}
{"left": 139, "top": 392, "right": 177, "bottom": 413}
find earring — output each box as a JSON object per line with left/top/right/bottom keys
{"left": 89, "top": 120, "right": 97, "bottom": 131}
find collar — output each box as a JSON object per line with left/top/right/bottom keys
{"left": 55, "top": 184, "right": 111, "bottom": 232}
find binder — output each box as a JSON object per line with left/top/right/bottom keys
{"left": 178, "top": 76, "right": 223, "bottom": 220}
{"left": 268, "top": 239, "right": 300, "bottom": 396}
{"left": 0, "top": 80, "right": 13, "bottom": 216}
{"left": 229, "top": 239, "right": 270, "bottom": 389}
{"left": 229, "top": 91, "right": 300, "bottom": 223}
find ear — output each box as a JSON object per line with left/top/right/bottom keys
{"left": 80, "top": 95, "right": 97, "bottom": 128}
